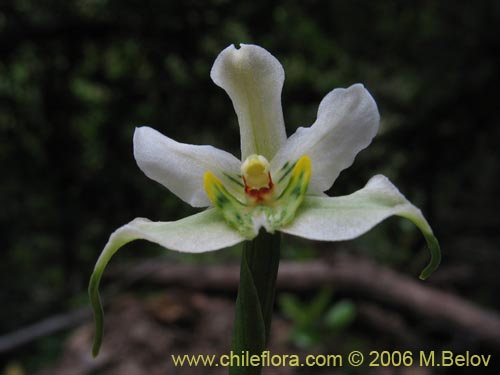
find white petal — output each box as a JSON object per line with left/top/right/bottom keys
{"left": 280, "top": 175, "right": 440, "bottom": 279}
{"left": 281, "top": 174, "right": 431, "bottom": 240}
{"left": 211, "top": 44, "right": 287, "bottom": 160}
{"left": 89, "top": 208, "right": 244, "bottom": 355}
{"left": 134, "top": 126, "right": 243, "bottom": 207}
{"left": 271, "top": 84, "right": 379, "bottom": 194}
{"left": 97, "top": 209, "right": 244, "bottom": 260}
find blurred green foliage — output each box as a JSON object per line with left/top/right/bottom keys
{"left": 1, "top": 0, "right": 499, "bottom": 348}
{"left": 280, "top": 288, "right": 356, "bottom": 348}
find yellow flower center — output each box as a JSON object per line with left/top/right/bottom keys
{"left": 241, "top": 154, "right": 271, "bottom": 189}
{"left": 203, "top": 154, "right": 312, "bottom": 238}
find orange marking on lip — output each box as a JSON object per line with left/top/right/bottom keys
{"left": 243, "top": 172, "right": 274, "bottom": 202}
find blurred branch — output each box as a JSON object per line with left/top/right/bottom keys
{"left": 357, "top": 302, "right": 420, "bottom": 347}
{"left": 3, "top": 256, "right": 500, "bottom": 353}
{"left": 112, "top": 256, "right": 500, "bottom": 348}
{"left": 0, "top": 308, "right": 91, "bottom": 353}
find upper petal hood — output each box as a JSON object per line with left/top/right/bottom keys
{"left": 271, "top": 84, "right": 380, "bottom": 194}
{"left": 134, "top": 126, "right": 242, "bottom": 207}
{"left": 211, "top": 44, "right": 287, "bottom": 160}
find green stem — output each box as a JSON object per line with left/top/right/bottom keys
{"left": 229, "top": 231, "right": 281, "bottom": 375}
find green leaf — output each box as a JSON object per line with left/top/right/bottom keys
{"left": 230, "top": 232, "right": 281, "bottom": 375}
{"left": 230, "top": 251, "right": 266, "bottom": 375}
{"left": 304, "top": 287, "right": 333, "bottom": 320}
{"left": 279, "top": 294, "right": 306, "bottom": 322}
{"left": 324, "top": 300, "right": 356, "bottom": 331}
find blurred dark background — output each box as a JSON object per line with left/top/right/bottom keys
{"left": 1, "top": 0, "right": 499, "bottom": 374}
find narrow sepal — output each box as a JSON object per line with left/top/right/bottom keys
{"left": 281, "top": 175, "right": 441, "bottom": 279}
{"left": 89, "top": 209, "right": 245, "bottom": 356}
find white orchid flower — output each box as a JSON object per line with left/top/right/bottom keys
{"left": 89, "top": 44, "right": 440, "bottom": 356}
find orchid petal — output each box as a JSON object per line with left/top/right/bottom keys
{"left": 204, "top": 170, "right": 254, "bottom": 238}
{"left": 134, "top": 126, "right": 243, "bottom": 207}
{"left": 270, "top": 84, "right": 379, "bottom": 194}
{"left": 89, "top": 208, "right": 245, "bottom": 356}
{"left": 268, "top": 155, "right": 312, "bottom": 230}
{"left": 211, "top": 44, "right": 287, "bottom": 160}
{"left": 280, "top": 175, "right": 441, "bottom": 279}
